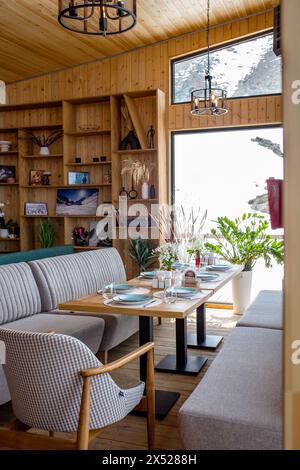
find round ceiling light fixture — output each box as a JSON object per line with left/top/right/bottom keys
{"left": 58, "top": 1, "right": 137, "bottom": 36}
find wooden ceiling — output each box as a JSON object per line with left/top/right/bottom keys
{"left": 0, "top": 0, "right": 279, "bottom": 83}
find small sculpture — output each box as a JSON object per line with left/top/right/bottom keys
{"left": 147, "top": 125, "right": 155, "bottom": 149}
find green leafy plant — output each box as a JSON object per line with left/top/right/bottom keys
{"left": 128, "top": 239, "right": 158, "bottom": 273}
{"left": 39, "top": 219, "right": 55, "bottom": 248}
{"left": 205, "top": 213, "right": 284, "bottom": 272}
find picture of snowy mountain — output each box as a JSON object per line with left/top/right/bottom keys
{"left": 56, "top": 189, "right": 99, "bottom": 216}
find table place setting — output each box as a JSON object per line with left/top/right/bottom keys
{"left": 154, "top": 286, "right": 206, "bottom": 303}
{"left": 103, "top": 293, "right": 162, "bottom": 309}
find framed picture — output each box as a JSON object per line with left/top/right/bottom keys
{"left": 56, "top": 188, "right": 99, "bottom": 216}
{"left": 68, "top": 171, "right": 90, "bottom": 185}
{"left": 0, "top": 165, "right": 16, "bottom": 183}
{"left": 25, "top": 202, "right": 48, "bottom": 216}
{"left": 30, "top": 170, "right": 44, "bottom": 186}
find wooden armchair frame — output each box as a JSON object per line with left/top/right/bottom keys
{"left": 0, "top": 342, "right": 155, "bottom": 451}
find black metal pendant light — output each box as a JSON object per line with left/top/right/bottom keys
{"left": 191, "top": 0, "right": 228, "bottom": 116}
{"left": 58, "top": 1, "right": 137, "bottom": 36}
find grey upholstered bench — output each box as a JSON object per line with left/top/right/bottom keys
{"left": 179, "top": 326, "right": 283, "bottom": 450}
{"left": 237, "top": 290, "right": 283, "bottom": 330}
{"left": 28, "top": 248, "right": 139, "bottom": 359}
{"left": 0, "top": 262, "right": 105, "bottom": 405}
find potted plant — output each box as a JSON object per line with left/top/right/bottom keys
{"left": 21, "top": 129, "right": 63, "bottom": 156}
{"left": 39, "top": 220, "right": 55, "bottom": 248}
{"left": 0, "top": 202, "right": 9, "bottom": 239}
{"left": 205, "top": 213, "right": 284, "bottom": 314}
{"left": 154, "top": 243, "right": 179, "bottom": 271}
{"left": 128, "top": 239, "right": 157, "bottom": 274}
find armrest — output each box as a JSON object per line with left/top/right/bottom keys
{"left": 80, "top": 342, "right": 155, "bottom": 378}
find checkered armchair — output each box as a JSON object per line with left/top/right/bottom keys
{"left": 0, "top": 329, "right": 155, "bottom": 450}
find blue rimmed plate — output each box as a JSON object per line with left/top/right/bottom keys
{"left": 116, "top": 294, "right": 152, "bottom": 305}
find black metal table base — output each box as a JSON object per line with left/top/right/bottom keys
{"left": 187, "top": 333, "right": 223, "bottom": 350}
{"left": 155, "top": 354, "right": 208, "bottom": 376}
{"left": 131, "top": 390, "right": 180, "bottom": 420}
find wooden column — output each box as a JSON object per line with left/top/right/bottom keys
{"left": 283, "top": 0, "right": 300, "bottom": 450}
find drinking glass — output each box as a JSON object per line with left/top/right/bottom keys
{"left": 103, "top": 283, "right": 116, "bottom": 300}
{"left": 164, "top": 287, "right": 177, "bottom": 304}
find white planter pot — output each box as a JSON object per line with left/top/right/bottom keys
{"left": 0, "top": 229, "right": 9, "bottom": 239}
{"left": 232, "top": 270, "right": 253, "bottom": 315}
{"left": 141, "top": 182, "right": 149, "bottom": 200}
{"left": 39, "top": 146, "right": 50, "bottom": 156}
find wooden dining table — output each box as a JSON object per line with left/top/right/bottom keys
{"left": 59, "top": 264, "right": 243, "bottom": 418}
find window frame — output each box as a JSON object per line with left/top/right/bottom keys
{"left": 171, "top": 124, "right": 283, "bottom": 205}
{"left": 170, "top": 30, "right": 282, "bottom": 105}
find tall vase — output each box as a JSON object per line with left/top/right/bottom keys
{"left": 141, "top": 181, "right": 149, "bottom": 200}
{"left": 40, "top": 146, "right": 50, "bottom": 156}
{"left": 232, "top": 271, "right": 253, "bottom": 315}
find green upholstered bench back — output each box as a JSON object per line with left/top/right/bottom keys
{"left": 0, "top": 245, "right": 74, "bottom": 266}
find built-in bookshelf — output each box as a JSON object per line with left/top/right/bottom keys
{"left": 0, "top": 90, "right": 167, "bottom": 277}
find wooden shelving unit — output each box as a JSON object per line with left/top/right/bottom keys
{"left": 0, "top": 90, "right": 167, "bottom": 273}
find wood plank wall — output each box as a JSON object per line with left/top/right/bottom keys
{"left": 5, "top": 11, "right": 282, "bottom": 130}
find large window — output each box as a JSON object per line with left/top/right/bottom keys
{"left": 172, "top": 126, "right": 284, "bottom": 295}
{"left": 172, "top": 32, "right": 282, "bottom": 104}
{"left": 172, "top": 126, "right": 283, "bottom": 234}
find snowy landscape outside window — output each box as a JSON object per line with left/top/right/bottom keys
{"left": 172, "top": 32, "right": 282, "bottom": 104}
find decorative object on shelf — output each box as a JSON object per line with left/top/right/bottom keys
{"left": 78, "top": 125, "right": 101, "bottom": 132}
{"left": 58, "top": 0, "right": 137, "bottom": 36}
{"left": 119, "top": 104, "right": 141, "bottom": 150}
{"left": 30, "top": 170, "right": 44, "bottom": 186}
{"left": 93, "top": 157, "right": 100, "bottom": 163}
{"left": 0, "top": 141, "right": 12, "bottom": 152}
{"left": 147, "top": 125, "right": 155, "bottom": 149}
{"left": 72, "top": 226, "right": 89, "bottom": 247}
{"left": 100, "top": 156, "right": 107, "bottom": 162}
{"left": 205, "top": 213, "right": 284, "bottom": 314}
{"left": 56, "top": 188, "right": 99, "bottom": 216}
{"left": 75, "top": 157, "right": 82, "bottom": 164}
{"left": 128, "top": 170, "right": 138, "bottom": 199}
{"left": 39, "top": 219, "right": 55, "bottom": 248}
{"left": 6, "top": 219, "right": 20, "bottom": 238}
{"left": 103, "top": 168, "right": 112, "bottom": 185}
{"left": 141, "top": 181, "right": 149, "bottom": 200}
{"left": 68, "top": 171, "right": 90, "bottom": 185}
{"left": 135, "top": 161, "right": 153, "bottom": 200}
{"left": 25, "top": 202, "right": 48, "bottom": 217}
{"left": 191, "top": 0, "right": 228, "bottom": 117}
{"left": 21, "top": 129, "right": 63, "bottom": 156}
{"left": 149, "top": 184, "right": 156, "bottom": 200}
{"left": 0, "top": 202, "right": 9, "bottom": 238}
{"left": 128, "top": 238, "right": 157, "bottom": 275}
{"left": 42, "top": 172, "right": 52, "bottom": 186}
{"left": 119, "top": 130, "right": 140, "bottom": 150}
{"left": 0, "top": 165, "right": 16, "bottom": 184}
{"left": 154, "top": 243, "right": 179, "bottom": 271}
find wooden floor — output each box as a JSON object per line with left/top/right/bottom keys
{"left": 0, "top": 309, "right": 238, "bottom": 450}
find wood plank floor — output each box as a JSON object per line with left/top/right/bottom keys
{"left": 0, "top": 309, "right": 238, "bottom": 450}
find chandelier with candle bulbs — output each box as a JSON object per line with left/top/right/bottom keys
{"left": 58, "top": 1, "right": 137, "bottom": 36}
{"left": 191, "top": 0, "right": 228, "bottom": 116}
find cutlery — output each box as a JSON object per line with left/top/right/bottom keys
{"left": 142, "top": 299, "right": 157, "bottom": 308}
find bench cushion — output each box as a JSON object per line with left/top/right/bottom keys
{"left": 1, "top": 313, "right": 105, "bottom": 354}
{"left": 53, "top": 310, "right": 139, "bottom": 352}
{"left": 29, "top": 248, "right": 126, "bottom": 312}
{"left": 0, "top": 263, "right": 41, "bottom": 325}
{"left": 237, "top": 290, "right": 283, "bottom": 330}
{"left": 179, "top": 327, "right": 282, "bottom": 450}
